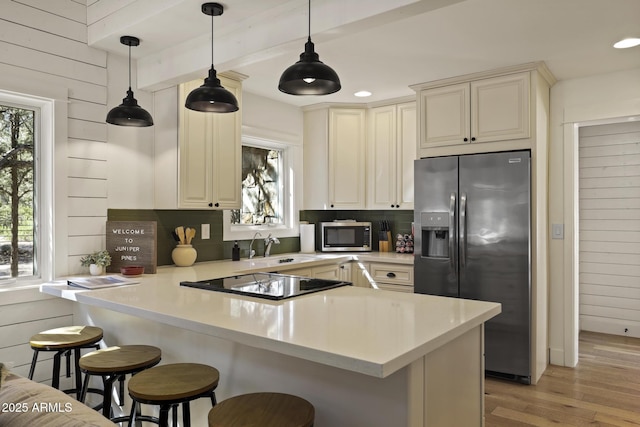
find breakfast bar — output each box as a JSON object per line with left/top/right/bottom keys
{"left": 42, "top": 256, "right": 500, "bottom": 427}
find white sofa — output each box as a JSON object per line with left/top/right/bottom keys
{"left": 0, "top": 372, "right": 112, "bottom": 427}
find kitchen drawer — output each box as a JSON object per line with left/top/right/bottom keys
{"left": 369, "top": 262, "right": 413, "bottom": 286}
{"left": 376, "top": 283, "right": 414, "bottom": 293}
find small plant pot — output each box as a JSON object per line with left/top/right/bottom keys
{"left": 89, "top": 264, "right": 104, "bottom": 276}
{"left": 172, "top": 244, "right": 197, "bottom": 267}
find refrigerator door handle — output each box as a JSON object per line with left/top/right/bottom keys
{"left": 460, "top": 192, "right": 467, "bottom": 270}
{"left": 449, "top": 192, "right": 456, "bottom": 277}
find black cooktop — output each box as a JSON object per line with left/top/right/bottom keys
{"left": 179, "top": 272, "right": 351, "bottom": 300}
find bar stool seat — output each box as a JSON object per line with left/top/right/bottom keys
{"left": 79, "top": 345, "right": 161, "bottom": 423}
{"left": 28, "top": 325, "right": 103, "bottom": 398}
{"left": 207, "top": 392, "right": 314, "bottom": 427}
{"left": 128, "top": 363, "right": 219, "bottom": 427}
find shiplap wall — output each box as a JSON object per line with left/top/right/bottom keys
{"left": 0, "top": 0, "right": 109, "bottom": 385}
{"left": 579, "top": 121, "right": 640, "bottom": 338}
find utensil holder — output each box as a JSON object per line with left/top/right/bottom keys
{"left": 172, "top": 244, "right": 197, "bottom": 267}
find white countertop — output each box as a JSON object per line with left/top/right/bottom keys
{"left": 41, "top": 253, "right": 499, "bottom": 378}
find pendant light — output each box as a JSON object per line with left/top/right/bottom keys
{"left": 106, "top": 36, "right": 154, "bottom": 127}
{"left": 185, "top": 2, "right": 239, "bottom": 113}
{"left": 278, "top": 0, "right": 341, "bottom": 95}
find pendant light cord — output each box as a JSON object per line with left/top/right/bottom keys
{"left": 128, "top": 42, "right": 132, "bottom": 91}
{"left": 307, "top": 0, "right": 311, "bottom": 42}
{"left": 211, "top": 11, "right": 214, "bottom": 67}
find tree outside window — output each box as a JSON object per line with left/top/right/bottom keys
{"left": 231, "top": 146, "right": 283, "bottom": 225}
{"left": 0, "top": 105, "right": 35, "bottom": 279}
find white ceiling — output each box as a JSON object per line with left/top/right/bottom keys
{"left": 88, "top": 0, "right": 640, "bottom": 107}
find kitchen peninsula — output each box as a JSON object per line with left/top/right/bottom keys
{"left": 42, "top": 255, "right": 500, "bottom": 427}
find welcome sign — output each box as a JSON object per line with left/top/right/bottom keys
{"left": 106, "top": 221, "right": 157, "bottom": 274}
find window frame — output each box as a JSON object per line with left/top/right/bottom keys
{"left": 0, "top": 76, "right": 66, "bottom": 287}
{"left": 223, "top": 134, "right": 301, "bottom": 241}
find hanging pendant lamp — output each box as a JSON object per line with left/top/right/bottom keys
{"left": 106, "top": 36, "right": 154, "bottom": 127}
{"left": 185, "top": 2, "right": 239, "bottom": 113}
{"left": 278, "top": 0, "right": 341, "bottom": 95}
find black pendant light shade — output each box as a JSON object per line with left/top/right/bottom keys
{"left": 106, "top": 36, "right": 154, "bottom": 127}
{"left": 185, "top": 3, "right": 239, "bottom": 113}
{"left": 278, "top": 0, "right": 341, "bottom": 95}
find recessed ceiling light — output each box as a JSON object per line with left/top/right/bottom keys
{"left": 613, "top": 38, "right": 640, "bottom": 49}
{"left": 354, "top": 90, "right": 372, "bottom": 97}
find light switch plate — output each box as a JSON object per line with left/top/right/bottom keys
{"left": 552, "top": 224, "right": 564, "bottom": 239}
{"left": 201, "top": 223, "right": 210, "bottom": 240}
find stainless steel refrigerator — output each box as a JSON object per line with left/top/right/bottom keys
{"left": 414, "top": 150, "right": 531, "bottom": 383}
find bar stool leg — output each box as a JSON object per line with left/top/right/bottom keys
{"left": 80, "top": 373, "right": 90, "bottom": 403}
{"left": 182, "top": 401, "right": 191, "bottom": 427}
{"left": 73, "top": 348, "right": 82, "bottom": 399}
{"left": 158, "top": 404, "right": 170, "bottom": 427}
{"left": 28, "top": 349, "right": 39, "bottom": 380}
{"left": 52, "top": 350, "right": 63, "bottom": 389}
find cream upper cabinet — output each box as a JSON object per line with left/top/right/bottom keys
{"left": 418, "top": 72, "right": 530, "bottom": 153}
{"left": 177, "top": 76, "right": 242, "bottom": 209}
{"left": 328, "top": 108, "right": 366, "bottom": 209}
{"left": 367, "top": 102, "right": 416, "bottom": 210}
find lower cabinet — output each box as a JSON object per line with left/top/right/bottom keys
{"left": 285, "top": 262, "right": 351, "bottom": 281}
{"left": 364, "top": 262, "right": 414, "bottom": 293}
{"left": 285, "top": 260, "right": 413, "bottom": 292}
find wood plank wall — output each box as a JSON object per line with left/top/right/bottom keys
{"left": 0, "top": 0, "right": 106, "bottom": 384}
{"left": 1, "top": 0, "right": 109, "bottom": 274}
{"left": 579, "top": 121, "right": 640, "bottom": 338}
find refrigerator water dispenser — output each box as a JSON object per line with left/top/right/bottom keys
{"left": 420, "top": 212, "right": 449, "bottom": 258}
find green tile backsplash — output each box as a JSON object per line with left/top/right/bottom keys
{"left": 300, "top": 210, "right": 414, "bottom": 251}
{"left": 108, "top": 209, "right": 413, "bottom": 266}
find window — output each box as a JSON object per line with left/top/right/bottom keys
{"left": 223, "top": 135, "right": 301, "bottom": 241}
{"left": 0, "top": 104, "right": 35, "bottom": 280}
{"left": 231, "top": 146, "right": 284, "bottom": 226}
{"left": 0, "top": 83, "right": 57, "bottom": 286}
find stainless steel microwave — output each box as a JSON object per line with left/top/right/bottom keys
{"left": 320, "top": 221, "right": 372, "bottom": 252}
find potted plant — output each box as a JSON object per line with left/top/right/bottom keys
{"left": 80, "top": 250, "right": 112, "bottom": 276}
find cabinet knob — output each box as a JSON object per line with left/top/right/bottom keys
{"left": 471, "top": 137, "right": 476, "bottom": 142}
{"left": 208, "top": 202, "right": 213, "bottom": 207}
{"left": 330, "top": 204, "right": 334, "bottom": 208}
{"left": 391, "top": 204, "right": 394, "bottom": 208}
{"left": 463, "top": 137, "right": 468, "bottom": 142}
{"left": 395, "top": 204, "right": 400, "bottom": 208}
{"left": 214, "top": 202, "right": 220, "bottom": 207}
{"left": 386, "top": 272, "right": 396, "bottom": 278}
{"left": 340, "top": 265, "right": 345, "bottom": 269}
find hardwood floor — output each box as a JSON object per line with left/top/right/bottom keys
{"left": 485, "top": 331, "right": 640, "bottom": 426}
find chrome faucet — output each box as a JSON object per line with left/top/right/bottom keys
{"left": 264, "top": 233, "right": 280, "bottom": 257}
{"left": 249, "top": 232, "right": 262, "bottom": 259}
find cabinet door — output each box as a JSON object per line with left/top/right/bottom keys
{"left": 367, "top": 105, "right": 397, "bottom": 209}
{"left": 328, "top": 108, "right": 366, "bottom": 209}
{"left": 338, "top": 262, "right": 352, "bottom": 282}
{"left": 311, "top": 264, "right": 340, "bottom": 280}
{"left": 351, "top": 261, "right": 371, "bottom": 288}
{"left": 396, "top": 102, "right": 416, "bottom": 209}
{"left": 471, "top": 72, "right": 530, "bottom": 143}
{"left": 178, "top": 77, "right": 241, "bottom": 209}
{"left": 420, "top": 83, "right": 470, "bottom": 148}
{"left": 284, "top": 267, "right": 313, "bottom": 277}
{"left": 179, "top": 80, "right": 214, "bottom": 208}
{"left": 210, "top": 77, "right": 242, "bottom": 209}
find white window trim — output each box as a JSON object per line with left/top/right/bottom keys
{"left": 223, "top": 133, "right": 302, "bottom": 241}
{"left": 0, "top": 72, "right": 68, "bottom": 286}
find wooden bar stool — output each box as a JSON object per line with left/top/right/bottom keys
{"left": 79, "top": 345, "right": 161, "bottom": 423}
{"left": 28, "top": 325, "right": 103, "bottom": 399}
{"left": 207, "top": 392, "right": 314, "bottom": 427}
{"left": 127, "top": 363, "right": 219, "bottom": 427}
